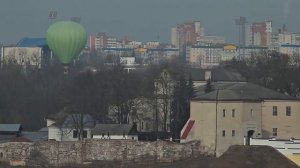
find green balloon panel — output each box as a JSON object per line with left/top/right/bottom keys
{"left": 46, "top": 21, "right": 87, "bottom": 65}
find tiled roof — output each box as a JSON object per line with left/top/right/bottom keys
{"left": 181, "top": 120, "right": 195, "bottom": 139}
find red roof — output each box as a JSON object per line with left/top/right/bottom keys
{"left": 181, "top": 120, "right": 195, "bottom": 139}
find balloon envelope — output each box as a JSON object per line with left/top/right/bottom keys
{"left": 46, "top": 21, "right": 87, "bottom": 65}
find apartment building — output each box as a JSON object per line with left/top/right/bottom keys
{"left": 245, "top": 21, "right": 272, "bottom": 46}
{"left": 186, "top": 44, "right": 267, "bottom": 68}
{"left": 171, "top": 21, "right": 204, "bottom": 50}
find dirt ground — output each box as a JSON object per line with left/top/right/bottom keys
{"left": 86, "top": 145, "right": 299, "bottom": 168}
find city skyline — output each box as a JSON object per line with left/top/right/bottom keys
{"left": 0, "top": 0, "right": 300, "bottom": 44}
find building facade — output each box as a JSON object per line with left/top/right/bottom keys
{"left": 1, "top": 38, "right": 52, "bottom": 69}
{"left": 92, "top": 124, "right": 138, "bottom": 140}
{"left": 279, "top": 44, "right": 300, "bottom": 56}
{"left": 47, "top": 112, "right": 96, "bottom": 141}
{"left": 1, "top": 47, "right": 43, "bottom": 68}
{"left": 181, "top": 82, "right": 300, "bottom": 156}
{"left": 196, "top": 36, "right": 225, "bottom": 44}
{"left": 187, "top": 45, "right": 223, "bottom": 68}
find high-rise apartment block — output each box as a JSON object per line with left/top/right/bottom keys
{"left": 171, "top": 21, "right": 204, "bottom": 50}
{"left": 236, "top": 17, "right": 273, "bottom": 46}
{"left": 252, "top": 21, "right": 272, "bottom": 46}
{"left": 89, "top": 33, "right": 108, "bottom": 51}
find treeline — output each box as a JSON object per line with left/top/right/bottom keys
{"left": 0, "top": 62, "right": 156, "bottom": 130}
{"left": 3, "top": 51, "right": 298, "bottom": 137}
{"left": 223, "top": 51, "right": 300, "bottom": 97}
{"left": 0, "top": 57, "right": 194, "bottom": 139}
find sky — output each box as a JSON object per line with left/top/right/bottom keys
{"left": 1, "top": 0, "right": 300, "bottom": 44}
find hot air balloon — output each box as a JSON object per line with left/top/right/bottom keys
{"left": 46, "top": 21, "right": 87, "bottom": 74}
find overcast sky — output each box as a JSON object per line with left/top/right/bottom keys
{"left": 1, "top": 0, "right": 299, "bottom": 44}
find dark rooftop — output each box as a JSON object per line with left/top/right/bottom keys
{"left": 22, "top": 131, "right": 48, "bottom": 142}
{"left": 92, "top": 124, "right": 137, "bottom": 135}
{"left": 188, "top": 68, "right": 246, "bottom": 82}
{"left": 0, "top": 124, "right": 22, "bottom": 132}
{"left": 194, "top": 82, "right": 299, "bottom": 101}
{"left": 46, "top": 110, "right": 69, "bottom": 121}
{"left": 47, "top": 111, "right": 96, "bottom": 129}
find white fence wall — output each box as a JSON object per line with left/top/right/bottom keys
{"left": 247, "top": 138, "right": 300, "bottom": 155}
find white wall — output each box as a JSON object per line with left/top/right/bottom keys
{"left": 48, "top": 127, "right": 92, "bottom": 141}
{"left": 60, "top": 128, "right": 92, "bottom": 141}
{"left": 2, "top": 47, "right": 42, "bottom": 68}
{"left": 93, "top": 135, "right": 138, "bottom": 140}
{"left": 48, "top": 127, "right": 62, "bottom": 141}
{"left": 46, "top": 119, "right": 55, "bottom": 127}
{"left": 249, "top": 138, "right": 300, "bottom": 155}
{"left": 120, "top": 57, "right": 135, "bottom": 65}
{"left": 248, "top": 138, "right": 300, "bottom": 166}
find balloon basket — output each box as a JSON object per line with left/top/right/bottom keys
{"left": 63, "top": 65, "right": 69, "bottom": 75}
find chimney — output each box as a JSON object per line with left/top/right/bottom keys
{"left": 205, "top": 69, "right": 212, "bottom": 81}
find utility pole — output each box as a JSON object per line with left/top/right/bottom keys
{"left": 154, "top": 80, "right": 159, "bottom": 140}
{"left": 215, "top": 89, "right": 219, "bottom": 157}
{"left": 48, "top": 10, "right": 57, "bottom": 64}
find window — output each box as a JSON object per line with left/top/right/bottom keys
{"left": 272, "top": 128, "right": 278, "bottom": 136}
{"left": 223, "top": 109, "right": 226, "bottom": 117}
{"left": 286, "top": 106, "right": 291, "bottom": 116}
{"left": 232, "top": 109, "right": 235, "bottom": 118}
{"left": 73, "top": 130, "right": 78, "bottom": 138}
{"left": 222, "top": 130, "right": 226, "bottom": 137}
{"left": 251, "top": 109, "right": 254, "bottom": 117}
{"left": 273, "top": 106, "right": 277, "bottom": 116}
{"left": 145, "top": 122, "right": 149, "bottom": 130}
{"left": 232, "top": 130, "right": 235, "bottom": 137}
{"left": 83, "top": 130, "right": 87, "bottom": 138}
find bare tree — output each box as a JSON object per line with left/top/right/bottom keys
{"left": 155, "top": 69, "right": 174, "bottom": 134}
